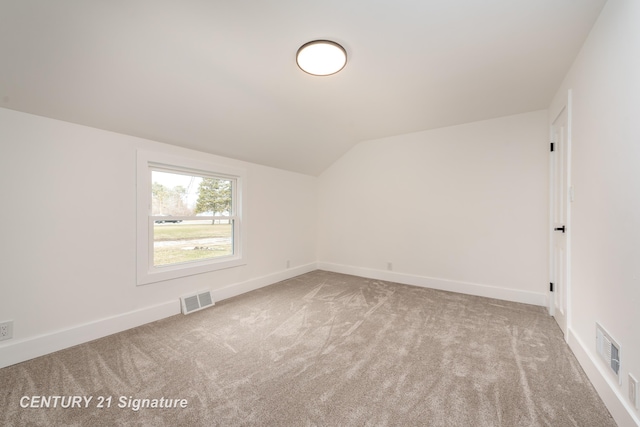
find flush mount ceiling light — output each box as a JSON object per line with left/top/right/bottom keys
{"left": 296, "top": 40, "right": 347, "bottom": 76}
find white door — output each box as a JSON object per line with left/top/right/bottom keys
{"left": 550, "top": 106, "right": 570, "bottom": 337}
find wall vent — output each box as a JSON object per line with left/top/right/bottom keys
{"left": 596, "top": 322, "right": 621, "bottom": 383}
{"left": 181, "top": 290, "right": 214, "bottom": 315}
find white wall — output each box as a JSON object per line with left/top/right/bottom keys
{"left": 2, "top": 5, "right": 638, "bottom": 423}
{"left": 318, "top": 110, "right": 549, "bottom": 306}
{"left": 0, "top": 107, "right": 317, "bottom": 368}
{"left": 549, "top": 0, "right": 640, "bottom": 425}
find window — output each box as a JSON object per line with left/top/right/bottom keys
{"left": 137, "top": 151, "right": 245, "bottom": 285}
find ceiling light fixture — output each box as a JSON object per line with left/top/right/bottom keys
{"left": 296, "top": 40, "right": 347, "bottom": 76}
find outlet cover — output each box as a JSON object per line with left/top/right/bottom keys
{"left": 0, "top": 320, "right": 13, "bottom": 341}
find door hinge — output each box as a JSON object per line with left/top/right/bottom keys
{"left": 550, "top": 282, "right": 554, "bottom": 292}
{"left": 550, "top": 142, "right": 555, "bottom": 152}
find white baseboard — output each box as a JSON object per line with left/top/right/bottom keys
{"left": 4, "top": 263, "right": 634, "bottom": 426}
{"left": 318, "top": 262, "right": 547, "bottom": 307}
{"left": 0, "top": 263, "right": 317, "bottom": 369}
{"left": 211, "top": 262, "right": 317, "bottom": 302}
{"left": 567, "top": 328, "right": 640, "bottom": 427}
{"left": 0, "top": 300, "right": 180, "bottom": 369}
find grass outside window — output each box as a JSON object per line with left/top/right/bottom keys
{"left": 153, "top": 221, "right": 233, "bottom": 266}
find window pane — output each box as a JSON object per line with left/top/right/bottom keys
{"left": 152, "top": 170, "right": 202, "bottom": 216}
{"left": 153, "top": 219, "right": 233, "bottom": 267}
{"left": 138, "top": 151, "right": 245, "bottom": 285}
{"left": 151, "top": 170, "right": 233, "bottom": 217}
{"left": 193, "top": 177, "right": 233, "bottom": 217}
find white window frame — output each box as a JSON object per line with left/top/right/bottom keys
{"left": 137, "top": 150, "right": 246, "bottom": 286}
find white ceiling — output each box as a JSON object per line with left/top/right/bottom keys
{"left": 0, "top": 0, "right": 606, "bottom": 175}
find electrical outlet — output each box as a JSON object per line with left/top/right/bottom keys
{"left": 387, "top": 262, "right": 393, "bottom": 271}
{"left": 0, "top": 320, "right": 13, "bottom": 341}
{"left": 630, "top": 374, "right": 639, "bottom": 409}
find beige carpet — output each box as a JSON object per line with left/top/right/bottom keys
{"left": 0, "top": 271, "right": 616, "bottom": 426}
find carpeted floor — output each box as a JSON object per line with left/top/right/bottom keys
{"left": 0, "top": 270, "right": 616, "bottom": 426}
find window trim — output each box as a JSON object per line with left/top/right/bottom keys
{"left": 137, "top": 150, "right": 246, "bottom": 286}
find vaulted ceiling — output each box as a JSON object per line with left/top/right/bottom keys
{"left": 1, "top": 0, "right": 606, "bottom": 175}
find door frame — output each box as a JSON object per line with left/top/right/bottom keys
{"left": 548, "top": 90, "right": 572, "bottom": 340}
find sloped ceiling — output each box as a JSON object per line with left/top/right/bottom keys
{"left": 0, "top": 0, "right": 606, "bottom": 175}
